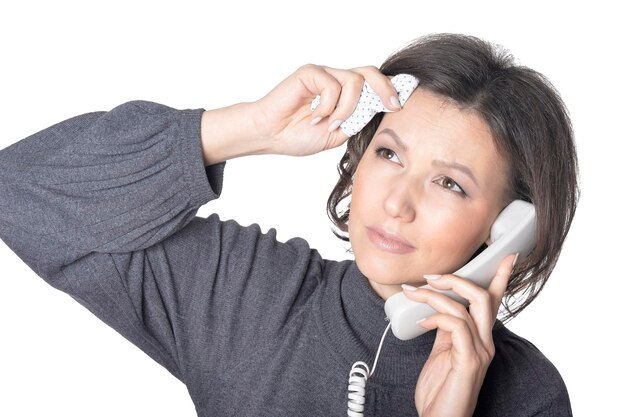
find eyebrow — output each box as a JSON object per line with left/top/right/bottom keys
{"left": 377, "top": 128, "right": 409, "bottom": 153}
{"left": 376, "top": 127, "right": 479, "bottom": 186}
{"left": 432, "top": 159, "right": 478, "bottom": 186}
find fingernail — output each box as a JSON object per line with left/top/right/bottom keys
{"left": 310, "top": 116, "right": 322, "bottom": 126}
{"left": 512, "top": 253, "right": 520, "bottom": 268}
{"left": 401, "top": 283, "right": 417, "bottom": 291}
{"left": 390, "top": 96, "right": 401, "bottom": 110}
{"left": 424, "top": 274, "right": 442, "bottom": 280}
{"left": 327, "top": 119, "right": 343, "bottom": 132}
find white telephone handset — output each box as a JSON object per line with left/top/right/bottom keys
{"left": 384, "top": 199, "right": 537, "bottom": 341}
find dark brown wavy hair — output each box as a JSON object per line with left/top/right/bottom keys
{"left": 326, "top": 33, "right": 580, "bottom": 323}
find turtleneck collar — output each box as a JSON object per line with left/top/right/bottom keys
{"left": 316, "top": 259, "right": 506, "bottom": 386}
{"left": 316, "top": 260, "right": 438, "bottom": 385}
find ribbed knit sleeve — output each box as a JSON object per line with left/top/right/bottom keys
{"left": 0, "top": 100, "right": 230, "bottom": 381}
{"left": 0, "top": 100, "right": 223, "bottom": 279}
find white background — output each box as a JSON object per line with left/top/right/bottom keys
{"left": 0, "top": 1, "right": 622, "bottom": 415}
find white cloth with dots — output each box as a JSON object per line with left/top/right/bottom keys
{"left": 310, "top": 73, "right": 419, "bottom": 137}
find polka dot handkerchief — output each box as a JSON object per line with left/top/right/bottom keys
{"left": 310, "top": 73, "right": 419, "bottom": 137}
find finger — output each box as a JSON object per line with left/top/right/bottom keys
{"left": 320, "top": 66, "right": 366, "bottom": 130}
{"left": 324, "top": 124, "right": 351, "bottom": 150}
{"left": 488, "top": 253, "right": 519, "bottom": 323}
{"left": 297, "top": 64, "right": 342, "bottom": 123}
{"left": 419, "top": 313, "right": 479, "bottom": 365}
{"left": 421, "top": 274, "right": 493, "bottom": 351}
{"left": 403, "top": 283, "right": 474, "bottom": 324}
{"left": 402, "top": 284, "right": 481, "bottom": 348}
{"left": 350, "top": 65, "right": 402, "bottom": 111}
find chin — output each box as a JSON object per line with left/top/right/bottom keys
{"left": 354, "top": 255, "right": 414, "bottom": 286}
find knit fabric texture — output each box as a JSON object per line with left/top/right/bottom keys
{"left": 0, "top": 101, "right": 573, "bottom": 417}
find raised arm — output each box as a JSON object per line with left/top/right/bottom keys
{"left": 0, "top": 63, "right": 402, "bottom": 395}
{"left": 199, "top": 101, "right": 269, "bottom": 165}
{"left": 0, "top": 100, "right": 221, "bottom": 278}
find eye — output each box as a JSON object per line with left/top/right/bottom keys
{"left": 435, "top": 176, "right": 466, "bottom": 197}
{"left": 374, "top": 146, "right": 400, "bottom": 164}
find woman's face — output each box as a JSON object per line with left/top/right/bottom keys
{"left": 349, "top": 88, "right": 511, "bottom": 299}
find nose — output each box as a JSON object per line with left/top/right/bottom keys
{"left": 383, "top": 179, "right": 417, "bottom": 222}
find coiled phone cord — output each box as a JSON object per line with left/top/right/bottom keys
{"left": 347, "top": 322, "right": 392, "bottom": 417}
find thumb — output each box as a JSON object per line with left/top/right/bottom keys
{"left": 324, "top": 126, "right": 351, "bottom": 151}
{"left": 488, "top": 253, "right": 519, "bottom": 322}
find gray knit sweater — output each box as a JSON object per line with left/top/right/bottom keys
{"left": 0, "top": 100, "right": 573, "bottom": 416}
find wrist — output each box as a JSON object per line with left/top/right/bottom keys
{"left": 200, "top": 101, "right": 272, "bottom": 165}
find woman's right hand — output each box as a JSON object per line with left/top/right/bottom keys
{"left": 251, "top": 64, "right": 402, "bottom": 157}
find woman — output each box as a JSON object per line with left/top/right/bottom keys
{"left": 0, "top": 33, "right": 577, "bottom": 416}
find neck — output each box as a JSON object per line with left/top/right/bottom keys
{"left": 367, "top": 279, "right": 404, "bottom": 300}
{"left": 366, "top": 277, "right": 429, "bottom": 300}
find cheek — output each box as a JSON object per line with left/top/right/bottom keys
{"left": 350, "top": 164, "right": 378, "bottom": 215}
{"left": 347, "top": 174, "right": 367, "bottom": 233}
{"left": 348, "top": 159, "right": 491, "bottom": 275}
{"left": 347, "top": 168, "right": 381, "bottom": 245}
{"left": 424, "top": 209, "right": 489, "bottom": 267}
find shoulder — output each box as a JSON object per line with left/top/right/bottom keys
{"left": 474, "top": 320, "right": 573, "bottom": 416}
{"left": 183, "top": 212, "right": 327, "bottom": 288}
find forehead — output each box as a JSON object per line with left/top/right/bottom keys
{"left": 376, "top": 88, "right": 509, "bottom": 195}
{"left": 383, "top": 89, "right": 493, "bottom": 147}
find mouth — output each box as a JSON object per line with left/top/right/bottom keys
{"left": 366, "top": 227, "right": 415, "bottom": 254}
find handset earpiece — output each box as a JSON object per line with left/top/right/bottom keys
{"left": 384, "top": 200, "right": 537, "bottom": 341}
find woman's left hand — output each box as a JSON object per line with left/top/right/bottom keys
{"left": 405, "top": 253, "right": 519, "bottom": 417}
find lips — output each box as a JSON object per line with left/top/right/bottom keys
{"left": 366, "top": 226, "right": 415, "bottom": 254}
